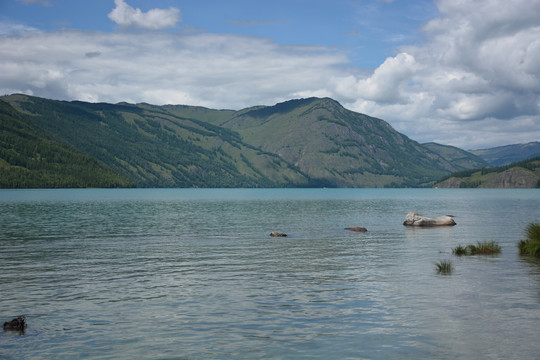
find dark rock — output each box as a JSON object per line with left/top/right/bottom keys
{"left": 345, "top": 226, "right": 367, "bottom": 232}
{"left": 3, "top": 316, "right": 26, "bottom": 333}
{"left": 270, "top": 232, "right": 287, "bottom": 237}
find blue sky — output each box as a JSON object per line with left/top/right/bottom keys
{"left": 1, "top": 0, "right": 539, "bottom": 149}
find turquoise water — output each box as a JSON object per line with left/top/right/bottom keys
{"left": 1, "top": 188, "right": 540, "bottom": 359}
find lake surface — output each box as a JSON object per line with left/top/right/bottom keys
{"left": 1, "top": 188, "right": 540, "bottom": 359}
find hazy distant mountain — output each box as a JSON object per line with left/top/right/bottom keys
{"left": 1, "top": 94, "right": 489, "bottom": 188}
{"left": 421, "top": 142, "right": 490, "bottom": 171}
{"left": 471, "top": 141, "right": 540, "bottom": 166}
{"left": 435, "top": 157, "right": 540, "bottom": 188}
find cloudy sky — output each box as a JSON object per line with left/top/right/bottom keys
{"left": 1, "top": 0, "right": 539, "bottom": 149}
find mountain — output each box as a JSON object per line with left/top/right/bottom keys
{"left": 422, "top": 142, "right": 490, "bottom": 170}
{"left": 212, "top": 97, "right": 471, "bottom": 187}
{"left": 0, "top": 99, "right": 133, "bottom": 188}
{"left": 435, "top": 157, "right": 540, "bottom": 188}
{"left": 1, "top": 94, "right": 486, "bottom": 188}
{"left": 471, "top": 141, "right": 540, "bottom": 166}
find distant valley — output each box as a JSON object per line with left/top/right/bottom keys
{"left": 0, "top": 94, "right": 534, "bottom": 188}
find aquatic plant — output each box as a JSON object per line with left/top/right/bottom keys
{"left": 469, "top": 241, "right": 501, "bottom": 255}
{"left": 452, "top": 245, "right": 468, "bottom": 256}
{"left": 452, "top": 241, "right": 501, "bottom": 256}
{"left": 435, "top": 260, "right": 453, "bottom": 274}
{"left": 518, "top": 222, "right": 540, "bottom": 257}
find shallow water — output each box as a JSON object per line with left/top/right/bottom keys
{"left": 1, "top": 188, "right": 540, "bottom": 359}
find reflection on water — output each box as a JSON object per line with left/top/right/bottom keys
{"left": 1, "top": 188, "right": 540, "bottom": 359}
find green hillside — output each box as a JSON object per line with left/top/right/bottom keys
{"left": 2, "top": 94, "right": 310, "bottom": 188}
{"left": 0, "top": 99, "right": 133, "bottom": 188}
{"left": 435, "top": 157, "right": 540, "bottom": 188}
{"left": 1, "top": 94, "right": 489, "bottom": 188}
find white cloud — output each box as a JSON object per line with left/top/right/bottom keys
{"left": 0, "top": 21, "right": 39, "bottom": 35}
{"left": 0, "top": 30, "right": 348, "bottom": 109}
{"left": 18, "top": 0, "right": 51, "bottom": 6}
{"left": 334, "top": 53, "right": 419, "bottom": 104}
{"left": 108, "top": 0, "right": 181, "bottom": 30}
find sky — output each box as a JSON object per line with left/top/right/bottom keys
{"left": 1, "top": 0, "right": 539, "bottom": 150}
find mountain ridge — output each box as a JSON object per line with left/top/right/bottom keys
{"left": 471, "top": 141, "right": 540, "bottom": 166}
{"left": 0, "top": 94, "right": 495, "bottom": 188}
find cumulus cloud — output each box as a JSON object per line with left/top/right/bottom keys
{"left": 2, "top": 0, "right": 540, "bottom": 149}
{"left": 335, "top": 53, "right": 419, "bottom": 104}
{"left": 333, "top": 0, "right": 540, "bottom": 148}
{"left": 108, "top": 0, "right": 181, "bottom": 30}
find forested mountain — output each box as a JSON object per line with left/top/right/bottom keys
{"left": 0, "top": 99, "right": 133, "bottom": 188}
{"left": 471, "top": 141, "right": 540, "bottom": 166}
{"left": 2, "top": 94, "right": 309, "bottom": 188}
{"left": 435, "top": 157, "right": 540, "bottom": 188}
{"left": 1, "top": 94, "right": 489, "bottom": 188}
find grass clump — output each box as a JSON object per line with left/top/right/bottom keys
{"left": 518, "top": 222, "right": 540, "bottom": 257}
{"left": 452, "top": 241, "right": 501, "bottom": 256}
{"left": 452, "top": 245, "right": 468, "bottom": 256}
{"left": 470, "top": 241, "right": 502, "bottom": 255}
{"left": 435, "top": 260, "right": 453, "bottom": 275}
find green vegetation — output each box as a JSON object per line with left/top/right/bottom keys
{"left": 452, "top": 241, "right": 502, "bottom": 256}
{"left": 435, "top": 260, "right": 453, "bottom": 274}
{"left": 452, "top": 245, "right": 468, "bottom": 256}
{"left": 0, "top": 100, "right": 133, "bottom": 188}
{"left": 518, "top": 222, "right": 540, "bottom": 257}
{"left": 1, "top": 95, "right": 310, "bottom": 188}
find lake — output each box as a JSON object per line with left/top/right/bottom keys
{"left": 1, "top": 188, "right": 540, "bottom": 359}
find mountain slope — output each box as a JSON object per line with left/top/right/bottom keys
{"left": 471, "top": 141, "right": 540, "bottom": 166}
{"left": 217, "top": 98, "right": 466, "bottom": 187}
{"left": 435, "top": 157, "right": 540, "bottom": 188}
{"left": 0, "top": 99, "right": 133, "bottom": 188}
{"left": 2, "top": 94, "right": 310, "bottom": 187}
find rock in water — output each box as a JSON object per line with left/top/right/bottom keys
{"left": 270, "top": 232, "right": 287, "bottom": 237}
{"left": 3, "top": 316, "right": 26, "bottom": 333}
{"left": 345, "top": 226, "right": 367, "bottom": 232}
{"left": 403, "top": 212, "right": 456, "bottom": 227}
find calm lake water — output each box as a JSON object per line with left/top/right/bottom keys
{"left": 1, "top": 188, "right": 540, "bottom": 359}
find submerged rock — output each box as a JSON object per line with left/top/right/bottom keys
{"left": 403, "top": 212, "right": 456, "bottom": 227}
{"left": 3, "top": 316, "right": 26, "bottom": 333}
{"left": 270, "top": 232, "right": 287, "bottom": 237}
{"left": 345, "top": 226, "right": 367, "bottom": 232}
